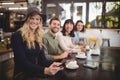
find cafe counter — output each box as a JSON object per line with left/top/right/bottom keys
{"left": 0, "top": 49, "right": 13, "bottom": 62}
{"left": 0, "top": 48, "right": 14, "bottom": 80}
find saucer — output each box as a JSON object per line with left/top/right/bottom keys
{"left": 76, "top": 55, "right": 87, "bottom": 59}
{"left": 91, "top": 53, "right": 100, "bottom": 56}
{"left": 66, "top": 64, "right": 79, "bottom": 69}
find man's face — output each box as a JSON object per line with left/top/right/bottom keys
{"left": 49, "top": 20, "right": 60, "bottom": 33}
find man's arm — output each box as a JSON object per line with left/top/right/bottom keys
{"left": 43, "top": 38, "right": 54, "bottom": 60}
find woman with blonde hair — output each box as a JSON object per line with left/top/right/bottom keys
{"left": 11, "top": 7, "right": 63, "bottom": 80}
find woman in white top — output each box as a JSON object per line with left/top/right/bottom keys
{"left": 57, "top": 19, "right": 75, "bottom": 51}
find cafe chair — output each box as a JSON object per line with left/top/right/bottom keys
{"left": 102, "top": 38, "right": 110, "bottom": 47}
{"left": 88, "top": 37, "right": 99, "bottom": 48}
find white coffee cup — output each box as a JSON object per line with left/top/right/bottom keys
{"left": 77, "top": 52, "right": 85, "bottom": 57}
{"left": 86, "top": 45, "right": 90, "bottom": 50}
{"left": 66, "top": 60, "right": 78, "bottom": 69}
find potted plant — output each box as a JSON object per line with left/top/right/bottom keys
{"left": 86, "top": 22, "right": 91, "bottom": 29}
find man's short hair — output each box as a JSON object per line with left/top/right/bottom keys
{"left": 49, "top": 17, "right": 60, "bottom": 24}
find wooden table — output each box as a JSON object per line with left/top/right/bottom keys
{"left": 39, "top": 47, "right": 120, "bottom": 80}
{"left": 1, "top": 47, "right": 120, "bottom": 80}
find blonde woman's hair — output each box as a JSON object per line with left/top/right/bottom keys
{"left": 19, "top": 15, "right": 43, "bottom": 49}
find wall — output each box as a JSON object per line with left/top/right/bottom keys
{"left": 85, "top": 29, "right": 120, "bottom": 47}
{"left": 43, "top": 27, "right": 120, "bottom": 47}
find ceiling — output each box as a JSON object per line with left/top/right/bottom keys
{"left": 0, "top": 0, "right": 27, "bottom": 3}
{"left": 0, "top": 0, "right": 27, "bottom": 11}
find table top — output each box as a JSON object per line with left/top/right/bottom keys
{"left": 0, "top": 47, "right": 120, "bottom": 80}
{"left": 40, "top": 47, "right": 120, "bottom": 80}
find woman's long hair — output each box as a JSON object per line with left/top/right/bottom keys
{"left": 19, "top": 13, "right": 43, "bottom": 49}
{"left": 61, "top": 19, "right": 75, "bottom": 37}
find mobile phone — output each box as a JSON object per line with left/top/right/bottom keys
{"left": 83, "top": 63, "right": 97, "bottom": 69}
{"left": 59, "top": 59, "right": 66, "bottom": 66}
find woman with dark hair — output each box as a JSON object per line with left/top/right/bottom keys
{"left": 61, "top": 19, "right": 75, "bottom": 37}
{"left": 73, "top": 20, "right": 86, "bottom": 45}
{"left": 74, "top": 20, "right": 85, "bottom": 32}
{"left": 56, "top": 19, "right": 75, "bottom": 51}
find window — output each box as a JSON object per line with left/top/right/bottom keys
{"left": 59, "top": 2, "right": 86, "bottom": 26}
{"left": 105, "top": 2, "right": 119, "bottom": 28}
{"left": 46, "top": 2, "right": 86, "bottom": 26}
{"left": 89, "top": 2, "right": 102, "bottom": 27}
{"left": 59, "top": 3, "right": 71, "bottom": 26}
{"left": 45, "top": 0, "right": 120, "bottom": 28}
{"left": 46, "top": 3, "right": 57, "bottom": 26}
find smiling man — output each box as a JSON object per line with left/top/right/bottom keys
{"left": 43, "top": 17, "right": 71, "bottom": 61}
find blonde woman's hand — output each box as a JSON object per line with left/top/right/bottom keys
{"left": 44, "top": 62, "right": 63, "bottom": 75}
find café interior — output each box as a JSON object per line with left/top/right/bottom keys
{"left": 0, "top": 0, "right": 120, "bottom": 80}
